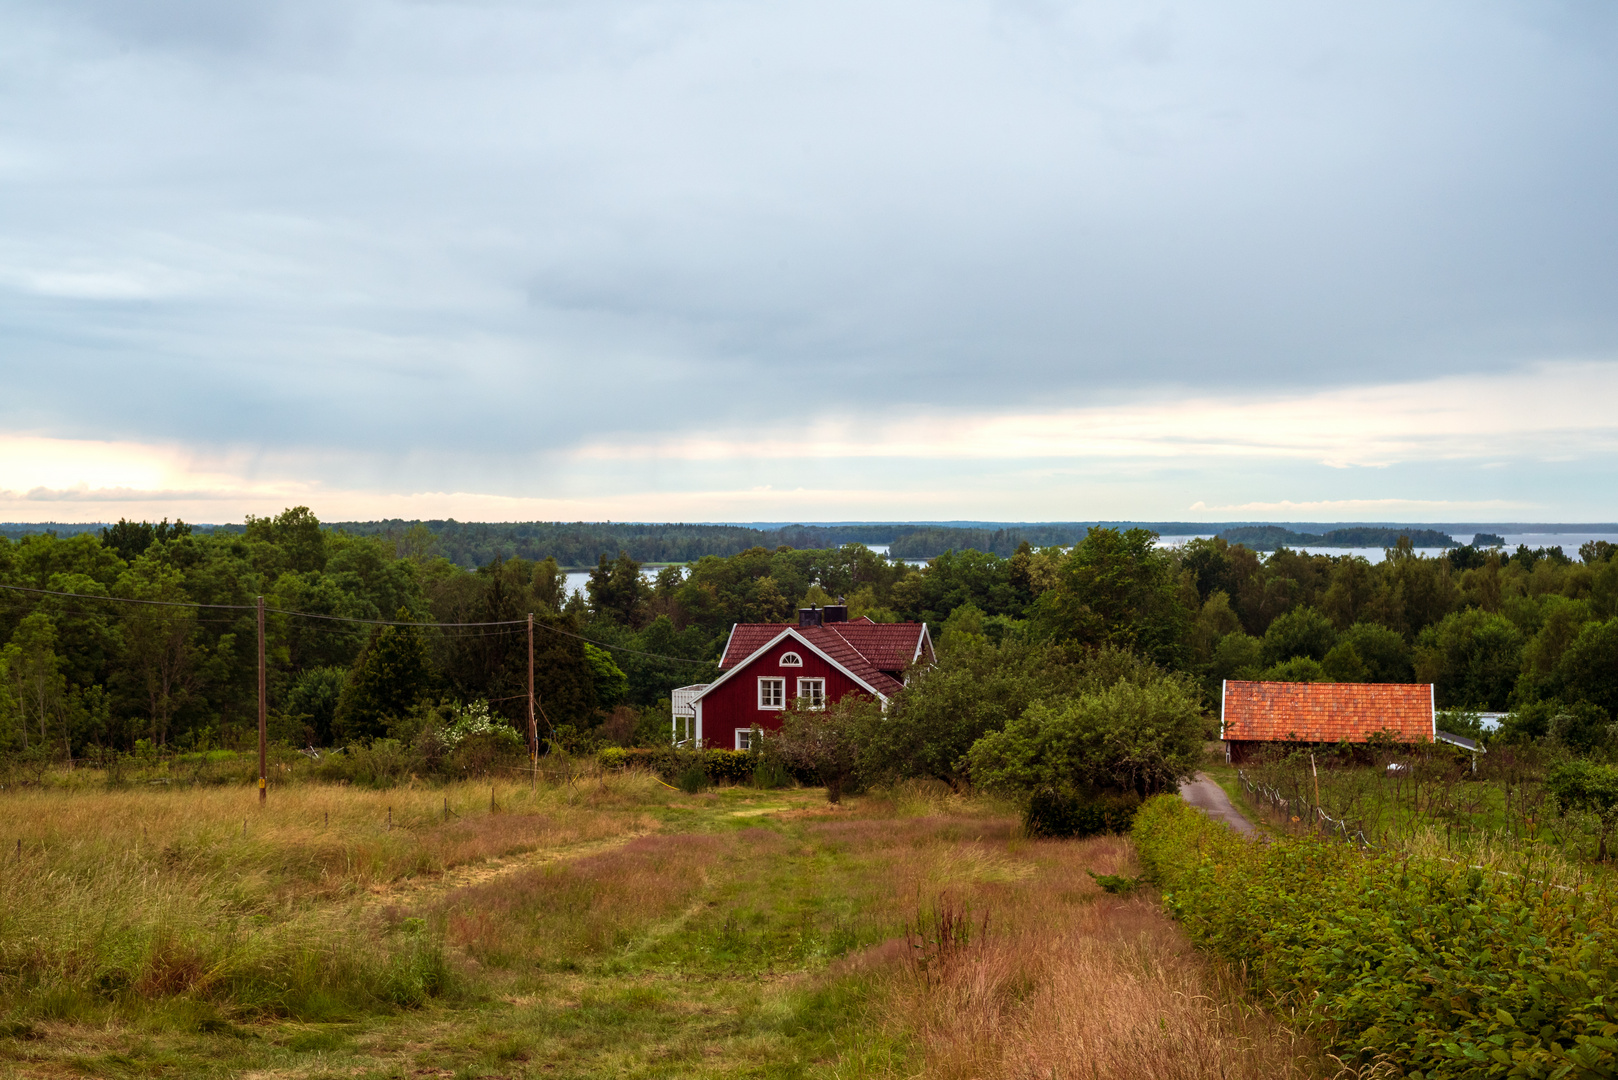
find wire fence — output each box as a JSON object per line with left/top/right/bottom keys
{"left": 1236, "top": 768, "right": 1374, "bottom": 847}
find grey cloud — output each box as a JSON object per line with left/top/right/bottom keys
{"left": 0, "top": 0, "right": 1615, "bottom": 470}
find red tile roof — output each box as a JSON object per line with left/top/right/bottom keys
{"left": 1221, "top": 680, "right": 1433, "bottom": 744}
{"left": 720, "top": 622, "right": 929, "bottom": 697}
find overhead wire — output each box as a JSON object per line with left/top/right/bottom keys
{"left": 0, "top": 580, "right": 715, "bottom": 665}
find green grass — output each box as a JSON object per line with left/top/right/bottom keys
{"left": 0, "top": 773, "right": 1326, "bottom": 1079}
{"left": 0, "top": 782, "right": 954, "bottom": 1078}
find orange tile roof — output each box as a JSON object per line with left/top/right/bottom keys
{"left": 1221, "top": 680, "right": 1433, "bottom": 744}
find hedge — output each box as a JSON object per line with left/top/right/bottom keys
{"left": 597, "top": 747, "right": 761, "bottom": 783}
{"left": 1133, "top": 795, "right": 1618, "bottom": 1079}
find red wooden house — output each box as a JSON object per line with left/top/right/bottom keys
{"left": 683, "top": 604, "right": 934, "bottom": 749}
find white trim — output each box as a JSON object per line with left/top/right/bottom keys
{"left": 690, "top": 627, "right": 892, "bottom": 706}
{"left": 694, "top": 696, "right": 704, "bottom": 748}
{"left": 721, "top": 623, "right": 739, "bottom": 666}
{"left": 1220, "top": 679, "right": 1229, "bottom": 762}
{"left": 913, "top": 623, "right": 934, "bottom": 664}
{"left": 1429, "top": 683, "right": 1436, "bottom": 742}
{"left": 797, "top": 676, "right": 826, "bottom": 710}
{"left": 758, "top": 676, "right": 786, "bottom": 710}
{"left": 779, "top": 651, "right": 803, "bottom": 667}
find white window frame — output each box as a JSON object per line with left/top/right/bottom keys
{"left": 797, "top": 677, "right": 826, "bottom": 710}
{"left": 736, "top": 727, "right": 762, "bottom": 750}
{"left": 779, "top": 651, "right": 803, "bottom": 666}
{"left": 758, "top": 677, "right": 785, "bottom": 710}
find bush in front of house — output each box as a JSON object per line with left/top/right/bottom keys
{"left": 1022, "top": 787, "right": 1141, "bottom": 838}
{"left": 596, "top": 746, "right": 757, "bottom": 784}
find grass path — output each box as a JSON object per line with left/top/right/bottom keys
{"left": 0, "top": 780, "right": 1328, "bottom": 1079}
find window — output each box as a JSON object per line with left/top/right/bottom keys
{"left": 797, "top": 678, "right": 826, "bottom": 710}
{"left": 736, "top": 727, "right": 761, "bottom": 750}
{"left": 779, "top": 651, "right": 803, "bottom": 667}
{"left": 758, "top": 677, "right": 785, "bottom": 709}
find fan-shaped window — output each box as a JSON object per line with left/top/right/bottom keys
{"left": 780, "top": 651, "right": 803, "bottom": 666}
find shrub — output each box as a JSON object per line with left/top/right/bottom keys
{"left": 593, "top": 746, "right": 758, "bottom": 785}
{"left": 1022, "top": 787, "right": 1140, "bottom": 838}
{"left": 1134, "top": 795, "right": 1618, "bottom": 1077}
{"left": 968, "top": 676, "right": 1203, "bottom": 797}
{"left": 675, "top": 761, "right": 707, "bottom": 794}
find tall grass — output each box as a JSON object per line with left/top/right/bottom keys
{"left": 850, "top": 834, "right": 1325, "bottom": 1079}
{"left": 0, "top": 770, "right": 668, "bottom": 1021}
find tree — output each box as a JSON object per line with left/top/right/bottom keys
{"left": 99, "top": 518, "right": 191, "bottom": 563}
{"left": 1260, "top": 656, "right": 1331, "bottom": 682}
{"left": 583, "top": 644, "right": 629, "bottom": 709}
{"left": 1037, "top": 528, "right": 1191, "bottom": 668}
{"left": 333, "top": 613, "right": 434, "bottom": 744}
{"left": 769, "top": 693, "right": 878, "bottom": 803}
{"left": 1334, "top": 622, "right": 1413, "bottom": 683}
{"left": 1414, "top": 609, "right": 1523, "bottom": 710}
{"left": 117, "top": 561, "right": 203, "bottom": 746}
{"left": 1259, "top": 606, "right": 1337, "bottom": 667}
{"left": 283, "top": 666, "right": 348, "bottom": 746}
{"left": 244, "top": 506, "right": 328, "bottom": 574}
{"left": 865, "top": 638, "right": 1082, "bottom": 790}
{"left": 588, "top": 550, "right": 648, "bottom": 626}
{"left": 1549, "top": 618, "right": 1618, "bottom": 720}
{"left": 1548, "top": 760, "right": 1618, "bottom": 860}
{"left": 3, "top": 612, "right": 65, "bottom": 751}
{"left": 967, "top": 675, "right": 1203, "bottom": 798}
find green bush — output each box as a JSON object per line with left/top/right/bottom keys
{"left": 1134, "top": 795, "right": 1618, "bottom": 1078}
{"left": 1022, "top": 787, "right": 1140, "bottom": 838}
{"left": 593, "top": 746, "right": 757, "bottom": 784}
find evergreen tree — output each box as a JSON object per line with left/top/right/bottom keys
{"left": 333, "top": 612, "right": 434, "bottom": 743}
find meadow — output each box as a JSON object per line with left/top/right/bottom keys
{"left": 0, "top": 766, "right": 1334, "bottom": 1079}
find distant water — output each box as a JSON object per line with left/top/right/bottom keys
{"left": 560, "top": 533, "right": 1618, "bottom": 597}
{"left": 1155, "top": 532, "right": 1618, "bottom": 565}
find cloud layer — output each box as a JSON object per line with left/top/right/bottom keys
{"left": 1, "top": 0, "right": 1615, "bottom": 521}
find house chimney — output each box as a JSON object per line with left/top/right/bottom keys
{"left": 798, "top": 606, "right": 822, "bottom": 628}
{"left": 822, "top": 603, "right": 848, "bottom": 624}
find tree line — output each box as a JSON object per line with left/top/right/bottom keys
{"left": 3, "top": 510, "right": 1616, "bottom": 770}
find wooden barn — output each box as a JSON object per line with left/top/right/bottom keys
{"left": 680, "top": 604, "right": 934, "bottom": 750}
{"left": 1220, "top": 679, "right": 1437, "bottom": 764}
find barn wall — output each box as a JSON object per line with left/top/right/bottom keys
{"left": 698, "top": 638, "right": 869, "bottom": 749}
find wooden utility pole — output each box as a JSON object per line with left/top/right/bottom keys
{"left": 257, "top": 595, "right": 267, "bottom": 806}
{"left": 1310, "top": 751, "right": 1320, "bottom": 818}
{"left": 527, "top": 612, "right": 538, "bottom": 791}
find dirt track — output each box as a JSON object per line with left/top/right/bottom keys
{"left": 1178, "top": 773, "right": 1256, "bottom": 835}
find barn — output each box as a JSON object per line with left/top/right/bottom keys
{"left": 679, "top": 604, "right": 934, "bottom": 750}
{"left": 1220, "top": 679, "right": 1437, "bottom": 764}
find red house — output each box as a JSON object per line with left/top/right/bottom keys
{"left": 685, "top": 605, "right": 935, "bottom": 749}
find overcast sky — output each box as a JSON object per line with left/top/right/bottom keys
{"left": 2, "top": 0, "right": 1615, "bottom": 524}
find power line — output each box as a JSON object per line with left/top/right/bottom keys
{"left": 529, "top": 619, "right": 715, "bottom": 666}
{"left": 0, "top": 580, "right": 715, "bottom": 664}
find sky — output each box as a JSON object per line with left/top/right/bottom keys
{"left": 2, "top": 0, "right": 1616, "bottom": 525}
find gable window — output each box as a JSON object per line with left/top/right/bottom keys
{"left": 797, "top": 678, "right": 826, "bottom": 710}
{"left": 758, "top": 677, "right": 785, "bottom": 710}
{"left": 779, "top": 652, "right": 803, "bottom": 667}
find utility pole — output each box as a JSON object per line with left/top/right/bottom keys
{"left": 528, "top": 612, "right": 537, "bottom": 792}
{"left": 257, "top": 595, "right": 267, "bottom": 806}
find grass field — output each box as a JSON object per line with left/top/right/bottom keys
{"left": 0, "top": 770, "right": 1333, "bottom": 1079}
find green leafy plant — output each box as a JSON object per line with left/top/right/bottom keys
{"left": 1134, "top": 794, "right": 1618, "bottom": 1078}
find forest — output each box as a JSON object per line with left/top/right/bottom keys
{"left": 1, "top": 507, "right": 1615, "bottom": 764}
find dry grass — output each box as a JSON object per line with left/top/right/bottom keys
{"left": 0, "top": 770, "right": 673, "bottom": 1018}
{"left": 0, "top": 777, "right": 1349, "bottom": 1078}
{"left": 439, "top": 832, "right": 730, "bottom": 967}
{"left": 801, "top": 813, "right": 1329, "bottom": 1080}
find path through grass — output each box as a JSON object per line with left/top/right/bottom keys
{"left": 0, "top": 775, "right": 1329, "bottom": 1078}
